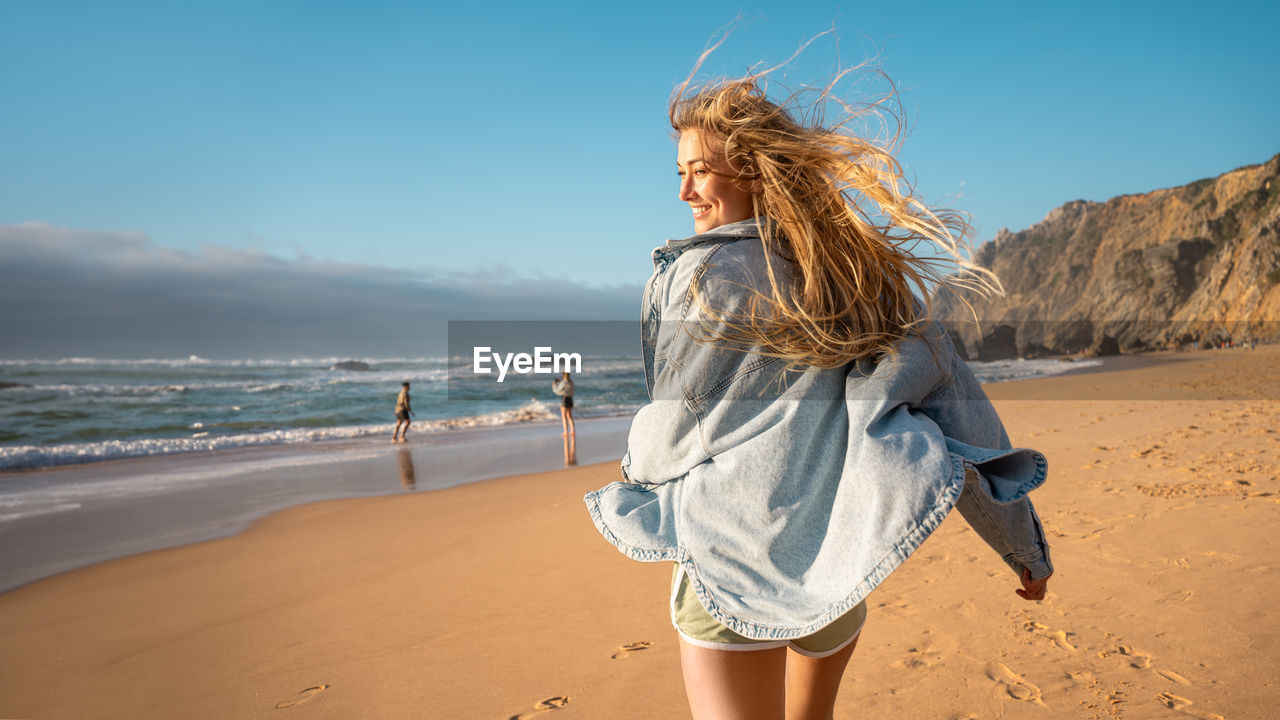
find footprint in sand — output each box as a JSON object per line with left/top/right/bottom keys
{"left": 1023, "top": 620, "right": 1077, "bottom": 653}
{"left": 1157, "top": 692, "right": 1193, "bottom": 710}
{"left": 1198, "top": 550, "right": 1242, "bottom": 566}
{"left": 1156, "top": 669, "right": 1192, "bottom": 686}
{"left": 610, "top": 641, "right": 652, "bottom": 660}
{"left": 891, "top": 645, "right": 942, "bottom": 669}
{"left": 984, "top": 662, "right": 1048, "bottom": 709}
{"left": 274, "top": 685, "right": 329, "bottom": 709}
{"left": 1099, "top": 645, "right": 1152, "bottom": 669}
{"left": 1133, "top": 444, "right": 1163, "bottom": 458}
{"left": 508, "top": 696, "right": 570, "bottom": 720}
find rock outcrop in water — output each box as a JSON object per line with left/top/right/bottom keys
{"left": 330, "top": 361, "right": 371, "bottom": 371}
{"left": 936, "top": 153, "right": 1280, "bottom": 359}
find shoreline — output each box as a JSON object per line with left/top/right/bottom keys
{"left": 0, "top": 349, "right": 1181, "bottom": 475}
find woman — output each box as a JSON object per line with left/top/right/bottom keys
{"left": 391, "top": 381, "right": 413, "bottom": 443}
{"left": 552, "top": 371, "right": 576, "bottom": 436}
{"left": 584, "top": 72, "right": 1052, "bottom": 720}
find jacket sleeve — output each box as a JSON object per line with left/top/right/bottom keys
{"left": 920, "top": 331, "right": 1054, "bottom": 581}
{"left": 955, "top": 459, "right": 1054, "bottom": 581}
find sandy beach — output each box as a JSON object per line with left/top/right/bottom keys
{"left": 2, "top": 346, "right": 1278, "bottom": 719}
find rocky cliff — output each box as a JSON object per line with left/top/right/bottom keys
{"left": 935, "top": 153, "right": 1280, "bottom": 359}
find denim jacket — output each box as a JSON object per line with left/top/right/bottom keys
{"left": 583, "top": 219, "right": 1053, "bottom": 641}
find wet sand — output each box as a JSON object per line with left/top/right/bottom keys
{"left": 0, "top": 416, "right": 630, "bottom": 592}
{"left": 1, "top": 346, "right": 1277, "bottom": 719}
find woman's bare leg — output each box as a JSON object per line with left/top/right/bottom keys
{"left": 566, "top": 407, "right": 576, "bottom": 435}
{"left": 784, "top": 634, "right": 860, "bottom": 720}
{"left": 678, "top": 636, "right": 787, "bottom": 720}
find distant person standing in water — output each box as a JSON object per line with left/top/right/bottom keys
{"left": 552, "top": 372, "right": 576, "bottom": 436}
{"left": 392, "top": 382, "right": 414, "bottom": 443}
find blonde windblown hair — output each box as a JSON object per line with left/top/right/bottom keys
{"left": 671, "top": 64, "right": 1000, "bottom": 367}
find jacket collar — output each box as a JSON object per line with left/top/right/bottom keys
{"left": 653, "top": 217, "right": 765, "bottom": 266}
{"left": 668, "top": 217, "right": 763, "bottom": 249}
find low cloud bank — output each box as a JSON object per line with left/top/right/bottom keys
{"left": 0, "top": 223, "right": 640, "bottom": 359}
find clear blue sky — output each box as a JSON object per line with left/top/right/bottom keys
{"left": 1, "top": 1, "right": 1277, "bottom": 357}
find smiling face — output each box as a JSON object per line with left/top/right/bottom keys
{"left": 676, "top": 128, "right": 756, "bottom": 234}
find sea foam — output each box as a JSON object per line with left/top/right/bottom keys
{"left": 0, "top": 399, "right": 562, "bottom": 472}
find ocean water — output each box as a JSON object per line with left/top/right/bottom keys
{"left": 0, "top": 354, "right": 1098, "bottom": 472}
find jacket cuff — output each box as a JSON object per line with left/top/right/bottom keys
{"left": 1007, "top": 548, "right": 1054, "bottom": 581}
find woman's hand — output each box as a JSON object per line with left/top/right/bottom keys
{"left": 1016, "top": 567, "right": 1050, "bottom": 601}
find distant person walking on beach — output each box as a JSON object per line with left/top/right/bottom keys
{"left": 392, "top": 382, "right": 414, "bottom": 443}
{"left": 552, "top": 372, "right": 575, "bottom": 437}
{"left": 584, "top": 63, "right": 1052, "bottom": 719}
